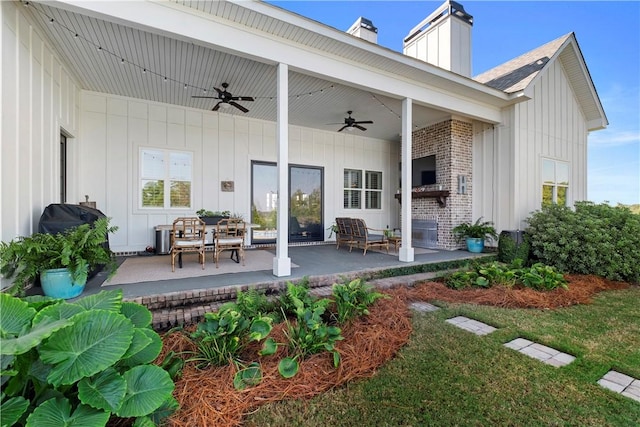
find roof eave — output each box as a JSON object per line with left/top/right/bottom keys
{"left": 522, "top": 34, "right": 608, "bottom": 129}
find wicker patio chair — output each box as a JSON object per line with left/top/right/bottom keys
{"left": 348, "top": 218, "right": 389, "bottom": 255}
{"left": 170, "top": 217, "right": 207, "bottom": 272}
{"left": 214, "top": 218, "right": 246, "bottom": 268}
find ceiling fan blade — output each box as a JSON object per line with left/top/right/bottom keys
{"left": 233, "top": 96, "right": 254, "bottom": 102}
{"left": 213, "top": 87, "right": 224, "bottom": 95}
{"left": 353, "top": 124, "right": 367, "bottom": 131}
{"left": 229, "top": 101, "right": 249, "bottom": 113}
{"left": 212, "top": 101, "right": 222, "bottom": 112}
{"left": 337, "top": 125, "right": 349, "bottom": 132}
{"left": 355, "top": 120, "right": 373, "bottom": 125}
{"left": 192, "top": 96, "right": 220, "bottom": 99}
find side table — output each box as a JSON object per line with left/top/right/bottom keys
{"left": 387, "top": 236, "right": 401, "bottom": 252}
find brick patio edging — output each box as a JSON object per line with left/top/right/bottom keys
{"left": 126, "top": 265, "right": 402, "bottom": 330}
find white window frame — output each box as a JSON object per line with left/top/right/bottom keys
{"left": 343, "top": 169, "right": 383, "bottom": 210}
{"left": 365, "top": 170, "right": 383, "bottom": 210}
{"left": 139, "top": 148, "right": 193, "bottom": 210}
{"left": 343, "top": 169, "right": 362, "bottom": 209}
{"left": 542, "top": 158, "right": 569, "bottom": 206}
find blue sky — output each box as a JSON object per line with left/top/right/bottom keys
{"left": 269, "top": 1, "right": 640, "bottom": 206}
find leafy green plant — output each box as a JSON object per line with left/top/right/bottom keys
{"left": 526, "top": 202, "right": 640, "bottom": 284}
{"left": 235, "top": 288, "right": 280, "bottom": 322}
{"left": 188, "top": 304, "right": 273, "bottom": 368}
{"left": 233, "top": 361, "right": 262, "bottom": 391}
{"left": 452, "top": 217, "right": 498, "bottom": 242}
{"left": 331, "top": 278, "right": 387, "bottom": 323}
{"left": 279, "top": 295, "right": 343, "bottom": 379}
{"left": 516, "top": 263, "right": 568, "bottom": 291}
{"left": 278, "top": 278, "right": 314, "bottom": 316}
{"left": 444, "top": 260, "right": 565, "bottom": 291}
{"left": 0, "top": 218, "right": 118, "bottom": 296}
{"left": 0, "top": 289, "right": 176, "bottom": 427}
{"left": 196, "top": 209, "right": 231, "bottom": 217}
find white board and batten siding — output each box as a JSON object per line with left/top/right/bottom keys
{"left": 473, "top": 60, "right": 589, "bottom": 233}
{"left": 1, "top": 1, "right": 80, "bottom": 243}
{"left": 79, "top": 92, "right": 399, "bottom": 253}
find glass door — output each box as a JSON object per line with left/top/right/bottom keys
{"left": 251, "top": 162, "right": 278, "bottom": 244}
{"left": 251, "top": 162, "right": 323, "bottom": 244}
{"left": 289, "top": 166, "right": 323, "bottom": 242}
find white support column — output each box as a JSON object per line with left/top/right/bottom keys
{"left": 273, "top": 63, "right": 291, "bottom": 276}
{"left": 399, "top": 97, "right": 415, "bottom": 262}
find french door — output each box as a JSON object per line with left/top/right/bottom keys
{"left": 251, "top": 161, "right": 323, "bottom": 244}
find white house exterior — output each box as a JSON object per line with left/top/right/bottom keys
{"left": 1, "top": 0, "right": 606, "bottom": 283}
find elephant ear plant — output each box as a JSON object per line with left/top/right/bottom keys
{"left": 0, "top": 289, "right": 179, "bottom": 427}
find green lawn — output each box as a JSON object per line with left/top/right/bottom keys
{"left": 245, "top": 286, "right": 640, "bottom": 426}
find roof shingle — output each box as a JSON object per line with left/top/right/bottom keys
{"left": 474, "top": 33, "right": 572, "bottom": 93}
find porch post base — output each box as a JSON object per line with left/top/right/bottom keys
{"left": 399, "top": 247, "right": 414, "bottom": 263}
{"left": 272, "top": 257, "right": 291, "bottom": 277}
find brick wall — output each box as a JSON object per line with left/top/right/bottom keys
{"left": 411, "top": 119, "right": 472, "bottom": 249}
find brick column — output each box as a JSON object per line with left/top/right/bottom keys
{"left": 411, "top": 119, "right": 472, "bottom": 250}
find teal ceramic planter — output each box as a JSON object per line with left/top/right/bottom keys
{"left": 465, "top": 237, "right": 485, "bottom": 253}
{"left": 40, "top": 268, "right": 86, "bottom": 299}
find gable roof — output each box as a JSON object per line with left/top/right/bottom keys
{"left": 474, "top": 33, "right": 608, "bottom": 130}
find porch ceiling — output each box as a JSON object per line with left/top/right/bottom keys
{"left": 25, "top": 1, "right": 452, "bottom": 142}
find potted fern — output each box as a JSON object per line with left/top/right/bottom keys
{"left": 452, "top": 217, "right": 498, "bottom": 253}
{"left": 0, "top": 217, "right": 118, "bottom": 298}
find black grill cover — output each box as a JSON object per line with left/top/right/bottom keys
{"left": 38, "top": 204, "right": 106, "bottom": 236}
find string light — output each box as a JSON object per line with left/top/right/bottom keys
{"left": 21, "top": 1, "right": 363, "bottom": 104}
{"left": 370, "top": 93, "right": 421, "bottom": 129}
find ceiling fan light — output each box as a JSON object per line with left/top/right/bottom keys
{"left": 345, "top": 126, "right": 354, "bottom": 132}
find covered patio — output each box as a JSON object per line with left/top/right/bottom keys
{"left": 2, "top": 0, "right": 513, "bottom": 285}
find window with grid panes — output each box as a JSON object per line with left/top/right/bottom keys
{"left": 542, "top": 158, "right": 569, "bottom": 206}
{"left": 365, "top": 170, "right": 382, "bottom": 209}
{"left": 140, "top": 148, "right": 193, "bottom": 209}
{"left": 343, "top": 169, "right": 362, "bottom": 209}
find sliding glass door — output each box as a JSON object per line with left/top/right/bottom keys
{"left": 251, "top": 162, "right": 323, "bottom": 244}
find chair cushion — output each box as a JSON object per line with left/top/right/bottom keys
{"left": 367, "top": 233, "right": 385, "bottom": 242}
{"left": 174, "top": 240, "right": 204, "bottom": 247}
{"left": 217, "top": 237, "right": 243, "bottom": 245}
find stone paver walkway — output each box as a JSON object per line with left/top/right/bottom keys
{"left": 418, "top": 309, "right": 640, "bottom": 404}
{"left": 409, "top": 301, "right": 440, "bottom": 312}
{"left": 598, "top": 370, "right": 640, "bottom": 403}
{"left": 445, "top": 316, "right": 496, "bottom": 336}
{"left": 504, "top": 338, "right": 575, "bottom": 367}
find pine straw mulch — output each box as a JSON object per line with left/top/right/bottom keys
{"left": 160, "top": 274, "right": 630, "bottom": 426}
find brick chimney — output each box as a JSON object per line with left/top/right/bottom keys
{"left": 347, "top": 17, "right": 378, "bottom": 44}
{"left": 403, "top": 1, "right": 473, "bottom": 77}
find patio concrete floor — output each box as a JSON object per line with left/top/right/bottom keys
{"left": 87, "top": 244, "right": 487, "bottom": 300}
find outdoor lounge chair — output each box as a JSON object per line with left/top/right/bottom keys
{"left": 170, "top": 217, "right": 207, "bottom": 272}
{"left": 335, "top": 217, "right": 355, "bottom": 250}
{"left": 336, "top": 217, "right": 389, "bottom": 255}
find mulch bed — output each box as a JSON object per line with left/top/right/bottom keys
{"left": 160, "top": 274, "right": 630, "bottom": 426}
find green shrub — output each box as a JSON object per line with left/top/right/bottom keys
{"left": 497, "top": 232, "right": 530, "bottom": 265}
{"left": 526, "top": 202, "right": 640, "bottom": 283}
{"left": 0, "top": 290, "right": 177, "bottom": 427}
